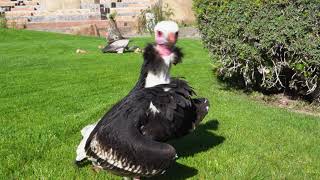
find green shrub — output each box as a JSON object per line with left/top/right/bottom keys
{"left": 0, "top": 14, "right": 7, "bottom": 28}
{"left": 194, "top": 0, "right": 320, "bottom": 102}
{"left": 138, "top": 0, "right": 174, "bottom": 34}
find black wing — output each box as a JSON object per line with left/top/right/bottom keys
{"left": 84, "top": 92, "right": 176, "bottom": 177}
{"left": 83, "top": 78, "right": 208, "bottom": 177}
{"left": 139, "top": 78, "right": 201, "bottom": 142}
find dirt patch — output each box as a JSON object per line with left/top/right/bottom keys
{"left": 179, "top": 27, "right": 200, "bottom": 39}
{"left": 251, "top": 93, "right": 320, "bottom": 117}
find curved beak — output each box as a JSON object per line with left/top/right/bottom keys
{"left": 167, "top": 32, "right": 177, "bottom": 47}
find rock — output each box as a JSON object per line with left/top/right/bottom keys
{"left": 279, "top": 99, "right": 289, "bottom": 106}
{"left": 134, "top": 48, "right": 142, "bottom": 54}
{"left": 76, "top": 49, "right": 87, "bottom": 54}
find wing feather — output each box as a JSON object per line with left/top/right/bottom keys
{"left": 85, "top": 93, "right": 176, "bottom": 177}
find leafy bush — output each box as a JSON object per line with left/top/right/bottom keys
{"left": 0, "top": 14, "right": 7, "bottom": 28}
{"left": 194, "top": 0, "right": 320, "bottom": 102}
{"left": 138, "top": 0, "right": 174, "bottom": 34}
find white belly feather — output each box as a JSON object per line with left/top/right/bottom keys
{"left": 76, "top": 123, "right": 97, "bottom": 161}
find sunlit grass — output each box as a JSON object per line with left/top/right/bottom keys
{"left": 0, "top": 29, "right": 319, "bottom": 179}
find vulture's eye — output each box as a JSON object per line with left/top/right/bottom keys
{"left": 157, "top": 31, "right": 163, "bottom": 37}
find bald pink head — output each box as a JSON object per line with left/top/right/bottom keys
{"left": 154, "top": 21, "right": 179, "bottom": 56}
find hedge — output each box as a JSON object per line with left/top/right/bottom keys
{"left": 194, "top": 0, "right": 320, "bottom": 102}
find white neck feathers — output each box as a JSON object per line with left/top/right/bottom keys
{"left": 145, "top": 53, "right": 175, "bottom": 88}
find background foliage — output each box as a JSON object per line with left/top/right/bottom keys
{"left": 194, "top": 0, "right": 320, "bottom": 103}
{"left": 0, "top": 14, "right": 7, "bottom": 28}
{"left": 138, "top": 0, "right": 174, "bottom": 34}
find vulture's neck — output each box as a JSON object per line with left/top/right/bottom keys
{"left": 144, "top": 53, "right": 173, "bottom": 88}
{"left": 131, "top": 44, "right": 182, "bottom": 92}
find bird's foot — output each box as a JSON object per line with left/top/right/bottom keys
{"left": 91, "top": 165, "right": 102, "bottom": 173}
{"left": 194, "top": 98, "right": 210, "bottom": 125}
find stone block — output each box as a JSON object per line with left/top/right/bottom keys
{"left": 29, "top": 13, "right": 101, "bottom": 22}
{"left": 62, "top": 0, "right": 81, "bottom": 9}
{"left": 24, "top": 1, "right": 39, "bottom": 6}
{"left": 0, "top": 1, "right": 16, "bottom": 7}
{"left": 11, "top": 6, "right": 35, "bottom": 11}
{"left": 5, "top": 10, "right": 34, "bottom": 18}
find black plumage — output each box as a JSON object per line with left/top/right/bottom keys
{"left": 76, "top": 44, "right": 209, "bottom": 178}
{"left": 138, "top": 79, "right": 208, "bottom": 142}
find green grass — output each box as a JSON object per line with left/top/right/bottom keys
{"left": 0, "top": 28, "right": 319, "bottom": 179}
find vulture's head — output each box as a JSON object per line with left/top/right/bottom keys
{"left": 154, "top": 21, "right": 179, "bottom": 56}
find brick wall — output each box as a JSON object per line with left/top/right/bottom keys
{"left": 2, "top": 0, "right": 154, "bottom": 36}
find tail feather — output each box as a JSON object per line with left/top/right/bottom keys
{"left": 76, "top": 123, "right": 97, "bottom": 163}
{"left": 84, "top": 117, "right": 177, "bottom": 177}
{"left": 193, "top": 98, "right": 210, "bottom": 126}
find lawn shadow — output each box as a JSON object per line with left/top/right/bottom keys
{"left": 151, "top": 119, "right": 225, "bottom": 179}
{"left": 148, "top": 162, "right": 198, "bottom": 180}
{"left": 74, "top": 159, "right": 92, "bottom": 168}
{"left": 170, "top": 119, "right": 225, "bottom": 158}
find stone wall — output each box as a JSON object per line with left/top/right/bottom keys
{"left": 2, "top": 0, "right": 196, "bottom": 36}
{"left": 163, "top": 0, "right": 195, "bottom": 24}
{"left": 40, "top": 0, "right": 82, "bottom": 11}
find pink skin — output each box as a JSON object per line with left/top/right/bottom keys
{"left": 156, "top": 44, "right": 173, "bottom": 56}
{"left": 155, "top": 31, "right": 178, "bottom": 57}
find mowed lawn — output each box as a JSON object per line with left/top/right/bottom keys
{"left": 0, "top": 29, "right": 319, "bottom": 179}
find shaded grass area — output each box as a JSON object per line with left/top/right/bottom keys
{"left": 0, "top": 29, "right": 319, "bottom": 179}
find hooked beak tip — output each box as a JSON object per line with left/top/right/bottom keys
{"left": 167, "top": 32, "right": 177, "bottom": 45}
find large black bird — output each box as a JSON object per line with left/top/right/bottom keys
{"left": 75, "top": 21, "right": 210, "bottom": 179}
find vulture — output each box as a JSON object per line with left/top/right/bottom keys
{"left": 102, "top": 39, "right": 130, "bottom": 54}
{"left": 75, "top": 21, "right": 210, "bottom": 179}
